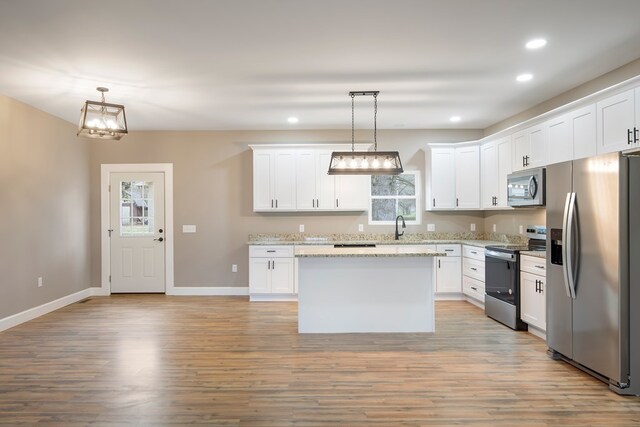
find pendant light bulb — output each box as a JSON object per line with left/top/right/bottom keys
{"left": 372, "top": 157, "right": 380, "bottom": 168}
{"left": 384, "top": 157, "right": 392, "bottom": 168}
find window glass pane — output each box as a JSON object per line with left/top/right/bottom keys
{"left": 398, "top": 199, "right": 417, "bottom": 221}
{"left": 120, "top": 180, "right": 154, "bottom": 236}
{"left": 372, "top": 198, "right": 397, "bottom": 221}
{"left": 396, "top": 174, "right": 416, "bottom": 196}
{"left": 371, "top": 176, "right": 395, "bottom": 196}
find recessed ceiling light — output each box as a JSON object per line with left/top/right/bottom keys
{"left": 516, "top": 73, "right": 533, "bottom": 82}
{"left": 287, "top": 117, "right": 299, "bottom": 124}
{"left": 449, "top": 116, "right": 461, "bottom": 123}
{"left": 526, "top": 38, "right": 547, "bottom": 49}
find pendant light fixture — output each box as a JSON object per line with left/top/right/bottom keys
{"left": 328, "top": 91, "right": 403, "bottom": 175}
{"left": 77, "top": 87, "right": 128, "bottom": 140}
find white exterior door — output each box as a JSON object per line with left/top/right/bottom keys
{"left": 110, "top": 172, "right": 165, "bottom": 293}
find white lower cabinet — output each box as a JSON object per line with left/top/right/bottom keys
{"left": 249, "top": 246, "right": 295, "bottom": 300}
{"left": 435, "top": 244, "right": 462, "bottom": 294}
{"left": 462, "top": 245, "right": 485, "bottom": 304}
{"left": 520, "top": 255, "right": 547, "bottom": 332}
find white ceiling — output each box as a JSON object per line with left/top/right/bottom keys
{"left": 1, "top": 0, "right": 640, "bottom": 131}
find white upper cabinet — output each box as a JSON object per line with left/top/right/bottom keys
{"left": 253, "top": 149, "right": 296, "bottom": 211}
{"left": 334, "top": 175, "right": 369, "bottom": 211}
{"left": 481, "top": 141, "right": 498, "bottom": 209}
{"left": 596, "top": 88, "right": 638, "bottom": 154}
{"left": 547, "top": 104, "right": 598, "bottom": 165}
{"left": 512, "top": 124, "right": 548, "bottom": 172}
{"left": 252, "top": 145, "right": 369, "bottom": 212}
{"left": 480, "top": 136, "right": 512, "bottom": 209}
{"left": 426, "top": 147, "right": 456, "bottom": 210}
{"left": 454, "top": 145, "right": 480, "bottom": 209}
{"left": 426, "top": 143, "right": 480, "bottom": 211}
{"left": 295, "top": 150, "right": 336, "bottom": 210}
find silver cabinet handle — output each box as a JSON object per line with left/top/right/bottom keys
{"left": 470, "top": 251, "right": 478, "bottom": 255}
{"left": 275, "top": 199, "right": 278, "bottom": 208}
{"left": 445, "top": 249, "right": 454, "bottom": 252}
{"left": 534, "top": 265, "right": 545, "bottom": 269}
{"left": 267, "top": 250, "right": 276, "bottom": 253}
{"left": 470, "top": 267, "right": 477, "bottom": 271}
{"left": 471, "top": 286, "right": 477, "bottom": 291}
{"left": 312, "top": 199, "right": 315, "bottom": 208}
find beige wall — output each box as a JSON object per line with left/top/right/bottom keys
{"left": 89, "top": 129, "right": 483, "bottom": 288}
{"left": 484, "top": 209, "right": 546, "bottom": 237}
{"left": 0, "top": 95, "right": 91, "bottom": 318}
{"left": 485, "top": 57, "right": 640, "bottom": 136}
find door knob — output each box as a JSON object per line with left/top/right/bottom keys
{"left": 154, "top": 237, "right": 164, "bottom": 242}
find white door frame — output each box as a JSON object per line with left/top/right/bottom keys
{"left": 100, "top": 163, "right": 174, "bottom": 295}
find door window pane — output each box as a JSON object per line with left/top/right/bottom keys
{"left": 120, "top": 181, "right": 154, "bottom": 236}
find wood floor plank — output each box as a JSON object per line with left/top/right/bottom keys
{"left": 0, "top": 295, "right": 638, "bottom": 426}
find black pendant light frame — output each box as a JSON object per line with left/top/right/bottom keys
{"left": 328, "top": 91, "right": 403, "bottom": 175}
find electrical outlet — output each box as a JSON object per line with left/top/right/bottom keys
{"left": 470, "top": 223, "right": 476, "bottom": 231}
{"left": 38, "top": 277, "right": 43, "bottom": 287}
{"left": 182, "top": 225, "right": 196, "bottom": 233}
{"left": 231, "top": 264, "right": 238, "bottom": 273}
{"left": 358, "top": 224, "right": 364, "bottom": 232}
{"left": 299, "top": 224, "right": 305, "bottom": 232}
{"left": 493, "top": 224, "right": 497, "bottom": 232}
{"left": 427, "top": 224, "right": 435, "bottom": 231}
{"left": 519, "top": 225, "right": 524, "bottom": 234}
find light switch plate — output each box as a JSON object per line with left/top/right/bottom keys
{"left": 299, "top": 224, "right": 305, "bottom": 232}
{"left": 427, "top": 224, "right": 435, "bottom": 231}
{"left": 493, "top": 224, "right": 497, "bottom": 232}
{"left": 232, "top": 264, "right": 238, "bottom": 273}
{"left": 358, "top": 224, "right": 364, "bottom": 232}
{"left": 182, "top": 225, "right": 196, "bottom": 233}
{"left": 519, "top": 225, "right": 524, "bottom": 234}
{"left": 470, "top": 223, "right": 476, "bottom": 231}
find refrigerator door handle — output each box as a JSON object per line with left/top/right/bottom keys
{"left": 565, "top": 192, "right": 578, "bottom": 299}
{"left": 561, "top": 192, "right": 575, "bottom": 299}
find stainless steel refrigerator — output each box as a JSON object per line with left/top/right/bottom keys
{"left": 546, "top": 152, "right": 639, "bottom": 395}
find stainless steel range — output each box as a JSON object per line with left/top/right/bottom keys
{"left": 484, "top": 227, "right": 546, "bottom": 330}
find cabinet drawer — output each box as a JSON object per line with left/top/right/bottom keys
{"left": 521, "top": 255, "right": 546, "bottom": 275}
{"left": 463, "top": 276, "right": 485, "bottom": 303}
{"left": 463, "top": 245, "right": 485, "bottom": 261}
{"left": 436, "top": 244, "right": 461, "bottom": 257}
{"left": 249, "top": 245, "right": 294, "bottom": 258}
{"left": 463, "top": 257, "right": 485, "bottom": 281}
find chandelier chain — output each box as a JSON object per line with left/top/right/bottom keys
{"left": 373, "top": 93, "right": 378, "bottom": 152}
{"left": 351, "top": 93, "right": 355, "bottom": 152}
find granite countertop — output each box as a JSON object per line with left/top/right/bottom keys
{"left": 294, "top": 246, "right": 445, "bottom": 258}
{"left": 249, "top": 238, "right": 523, "bottom": 249}
{"left": 520, "top": 250, "right": 547, "bottom": 259}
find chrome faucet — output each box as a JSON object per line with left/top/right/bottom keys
{"left": 395, "top": 215, "right": 406, "bottom": 240}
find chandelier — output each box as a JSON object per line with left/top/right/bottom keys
{"left": 77, "top": 87, "right": 128, "bottom": 140}
{"left": 327, "top": 91, "right": 403, "bottom": 175}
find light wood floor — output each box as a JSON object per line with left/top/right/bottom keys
{"left": 0, "top": 296, "right": 638, "bottom": 426}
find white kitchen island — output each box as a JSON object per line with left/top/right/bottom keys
{"left": 295, "top": 246, "right": 441, "bottom": 333}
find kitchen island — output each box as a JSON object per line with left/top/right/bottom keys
{"left": 295, "top": 246, "right": 442, "bottom": 333}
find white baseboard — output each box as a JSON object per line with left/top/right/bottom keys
{"left": 435, "top": 292, "right": 465, "bottom": 301}
{"left": 250, "top": 294, "right": 298, "bottom": 302}
{"left": 527, "top": 325, "right": 546, "bottom": 340}
{"left": 464, "top": 296, "right": 485, "bottom": 309}
{"left": 167, "top": 286, "right": 249, "bottom": 296}
{"left": 0, "top": 287, "right": 100, "bottom": 332}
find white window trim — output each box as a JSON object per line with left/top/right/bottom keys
{"left": 368, "top": 170, "right": 421, "bottom": 225}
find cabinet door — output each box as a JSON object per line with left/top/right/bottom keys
{"left": 273, "top": 151, "right": 296, "bottom": 210}
{"left": 435, "top": 256, "right": 462, "bottom": 293}
{"left": 596, "top": 89, "right": 636, "bottom": 154}
{"left": 334, "top": 175, "right": 368, "bottom": 210}
{"left": 429, "top": 147, "right": 456, "bottom": 209}
{"left": 481, "top": 142, "right": 498, "bottom": 209}
{"left": 512, "top": 130, "right": 529, "bottom": 172}
{"left": 571, "top": 104, "right": 597, "bottom": 160}
{"left": 253, "top": 151, "right": 274, "bottom": 210}
{"left": 295, "top": 151, "right": 317, "bottom": 210}
{"left": 455, "top": 145, "right": 480, "bottom": 209}
{"left": 496, "top": 137, "right": 513, "bottom": 208}
{"left": 271, "top": 258, "right": 295, "bottom": 293}
{"left": 317, "top": 151, "right": 335, "bottom": 209}
{"left": 528, "top": 123, "right": 548, "bottom": 168}
{"left": 249, "top": 258, "right": 271, "bottom": 293}
{"left": 520, "top": 271, "right": 546, "bottom": 330}
{"left": 547, "top": 114, "right": 571, "bottom": 165}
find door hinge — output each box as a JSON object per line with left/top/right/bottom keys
{"left": 108, "top": 184, "right": 111, "bottom": 192}
{"left": 108, "top": 229, "right": 113, "bottom": 237}
{"left": 108, "top": 275, "right": 111, "bottom": 283}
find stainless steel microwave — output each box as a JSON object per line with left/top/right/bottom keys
{"left": 507, "top": 168, "right": 545, "bottom": 207}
